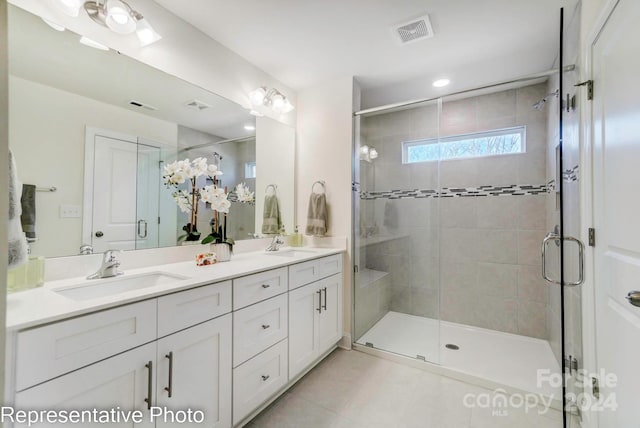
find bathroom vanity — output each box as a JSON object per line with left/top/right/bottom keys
{"left": 4, "top": 248, "right": 344, "bottom": 428}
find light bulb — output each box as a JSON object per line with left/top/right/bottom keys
{"left": 360, "top": 145, "right": 370, "bottom": 155}
{"left": 106, "top": 0, "right": 136, "bottom": 34}
{"left": 369, "top": 148, "right": 378, "bottom": 159}
{"left": 272, "top": 94, "right": 285, "bottom": 110}
{"left": 52, "top": 0, "right": 83, "bottom": 17}
{"left": 136, "top": 17, "right": 162, "bottom": 46}
{"left": 249, "top": 87, "right": 267, "bottom": 106}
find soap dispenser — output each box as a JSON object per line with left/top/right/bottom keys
{"left": 289, "top": 225, "right": 303, "bottom": 247}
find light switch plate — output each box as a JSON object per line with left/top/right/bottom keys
{"left": 60, "top": 205, "right": 81, "bottom": 218}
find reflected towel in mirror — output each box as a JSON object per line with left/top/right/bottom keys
{"left": 8, "top": 151, "right": 28, "bottom": 268}
{"left": 21, "top": 184, "right": 36, "bottom": 242}
{"left": 262, "top": 194, "right": 282, "bottom": 234}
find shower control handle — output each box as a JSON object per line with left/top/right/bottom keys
{"left": 626, "top": 291, "right": 640, "bottom": 308}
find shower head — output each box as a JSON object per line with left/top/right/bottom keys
{"left": 532, "top": 89, "right": 559, "bottom": 110}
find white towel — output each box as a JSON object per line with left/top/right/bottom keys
{"left": 8, "top": 151, "right": 28, "bottom": 268}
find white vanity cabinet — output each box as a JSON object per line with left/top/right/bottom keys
{"left": 156, "top": 315, "right": 232, "bottom": 428}
{"left": 14, "top": 342, "right": 157, "bottom": 428}
{"left": 7, "top": 250, "right": 345, "bottom": 428}
{"left": 289, "top": 273, "right": 343, "bottom": 380}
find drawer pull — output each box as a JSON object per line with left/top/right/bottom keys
{"left": 261, "top": 284, "right": 271, "bottom": 289}
{"left": 144, "top": 361, "right": 153, "bottom": 410}
{"left": 261, "top": 375, "right": 270, "bottom": 381}
{"left": 164, "top": 352, "right": 173, "bottom": 398}
{"left": 316, "top": 289, "right": 322, "bottom": 313}
{"left": 261, "top": 324, "right": 271, "bottom": 329}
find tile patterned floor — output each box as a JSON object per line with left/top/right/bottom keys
{"left": 247, "top": 349, "right": 564, "bottom": 428}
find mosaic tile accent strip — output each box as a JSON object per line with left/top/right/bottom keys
{"left": 563, "top": 165, "right": 579, "bottom": 182}
{"left": 359, "top": 183, "right": 551, "bottom": 200}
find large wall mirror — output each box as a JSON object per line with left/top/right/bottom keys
{"left": 8, "top": 4, "right": 295, "bottom": 258}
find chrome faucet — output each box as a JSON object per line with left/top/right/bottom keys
{"left": 87, "top": 250, "right": 123, "bottom": 279}
{"left": 265, "top": 235, "right": 285, "bottom": 251}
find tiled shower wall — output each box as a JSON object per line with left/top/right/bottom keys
{"left": 358, "top": 83, "right": 551, "bottom": 340}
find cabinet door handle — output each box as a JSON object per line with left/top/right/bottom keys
{"left": 164, "top": 352, "right": 173, "bottom": 398}
{"left": 261, "top": 324, "right": 271, "bottom": 329}
{"left": 144, "top": 361, "right": 153, "bottom": 410}
{"left": 262, "top": 284, "right": 271, "bottom": 289}
{"left": 316, "top": 289, "right": 322, "bottom": 313}
{"left": 322, "top": 287, "right": 327, "bottom": 310}
{"left": 261, "top": 375, "right": 270, "bottom": 381}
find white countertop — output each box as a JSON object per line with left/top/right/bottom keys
{"left": 6, "top": 247, "right": 344, "bottom": 332}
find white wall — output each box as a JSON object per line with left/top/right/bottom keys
{"left": 296, "top": 76, "right": 357, "bottom": 339}
{"left": 9, "top": 76, "right": 178, "bottom": 257}
{"left": 0, "top": 0, "right": 8, "bottom": 403}
{"left": 255, "top": 117, "right": 295, "bottom": 235}
{"left": 8, "top": 0, "right": 296, "bottom": 127}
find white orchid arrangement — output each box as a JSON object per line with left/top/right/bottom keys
{"left": 163, "top": 157, "right": 254, "bottom": 244}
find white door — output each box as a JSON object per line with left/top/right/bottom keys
{"left": 288, "top": 282, "right": 320, "bottom": 379}
{"left": 92, "top": 135, "right": 138, "bottom": 252}
{"left": 156, "top": 315, "right": 232, "bottom": 428}
{"left": 135, "top": 142, "right": 161, "bottom": 250}
{"left": 592, "top": 0, "right": 640, "bottom": 425}
{"left": 14, "top": 343, "right": 156, "bottom": 427}
{"left": 318, "top": 274, "right": 342, "bottom": 352}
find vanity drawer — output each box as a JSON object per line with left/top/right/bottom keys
{"left": 15, "top": 299, "right": 156, "bottom": 391}
{"left": 233, "top": 267, "right": 288, "bottom": 310}
{"left": 289, "top": 254, "right": 343, "bottom": 290}
{"left": 233, "top": 339, "right": 288, "bottom": 425}
{"left": 157, "top": 280, "right": 232, "bottom": 337}
{"left": 233, "top": 294, "right": 288, "bottom": 366}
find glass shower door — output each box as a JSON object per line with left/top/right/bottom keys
{"left": 353, "top": 99, "right": 442, "bottom": 364}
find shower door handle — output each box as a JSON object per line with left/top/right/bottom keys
{"left": 138, "top": 220, "right": 148, "bottom": 239}
{"left": 542, "top": 232, "right": 585, "bottom": 286}
{"left": 542, "top": 232, "right": 562, "bottom": 285}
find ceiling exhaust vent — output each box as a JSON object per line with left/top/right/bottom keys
{"left": 393, "top": 15, "right": 434, "bottom": 44}
{"left": 128, "top": 100, "right": 158, "bottom": 111}
{"left": 184, "top": 99, "right": 211, "bottom": 111}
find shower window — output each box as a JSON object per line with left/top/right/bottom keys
{"left": 402, "top": 126, "right": 526, "bottom": 163}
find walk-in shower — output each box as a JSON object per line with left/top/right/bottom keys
{"left": 352, "top": 79, "right": 568, "bottom": 403}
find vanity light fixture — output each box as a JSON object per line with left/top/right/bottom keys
{"left": 359, "top": 145, "right": 378, "bottom": 162}
{"left": 79, "top": 35, "right": 110, "bottom": 50}
{"left": 42, "top": 18, "right": 66, "bottom": 31}
{"left": 52, "top": 0, "right": 162, "bottom": 46}
{"left": 249, "top": 87, "right": 295, "bottom": 114}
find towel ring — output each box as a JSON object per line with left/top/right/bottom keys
{"left": 265, "top": 184, "right": 277, "bottom": 195}
{"left": 311, "top": 180, "right": 326, "bottom": 193}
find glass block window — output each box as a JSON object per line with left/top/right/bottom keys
{"left": 402, "top": 126, "right": 526, "bottom": 164}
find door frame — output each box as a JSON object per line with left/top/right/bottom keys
{"left": 580, "top": 1, "right": 621, "bottom": 427}
{"left": 82, "top": 127, "right": 138, "bottom": 247}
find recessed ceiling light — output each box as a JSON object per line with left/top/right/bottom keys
{"left": 244, "top": 124, "right": 256, "bottom": 131}
{"left": 433, "top": 78, "right": 450, "bottom": 88}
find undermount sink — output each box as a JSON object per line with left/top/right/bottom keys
{"left": 53, "top": 272, "right": 190, "bottom": 301}
{"left": 264, "top": 249, "right": 319, "bottom": 258}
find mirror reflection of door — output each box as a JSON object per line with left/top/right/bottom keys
{"left": 86, "top": 130, "right": 161, "bottom": 253}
